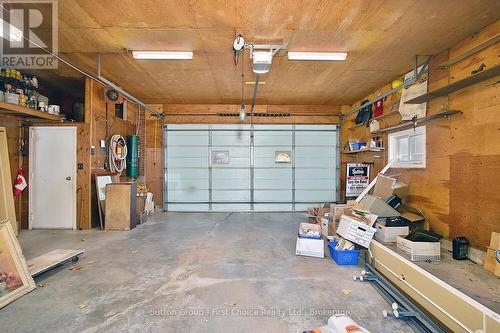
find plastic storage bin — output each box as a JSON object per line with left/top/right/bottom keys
{"left": 328, "top": 241, "right": 360, "bottom": 265}
{"left": 352, "top": 142, "right": 366, "bottom": 151}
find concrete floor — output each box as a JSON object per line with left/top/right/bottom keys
{"left": 416, "top": 248, "right": 500, "bottom": 313}
{"left": 0, "top": 212, "right": 414, "bottom": 333}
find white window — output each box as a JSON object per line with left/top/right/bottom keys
{"left": 388, "top": 126, "right": 426, "bottom": 168}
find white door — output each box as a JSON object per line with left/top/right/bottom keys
{"left": 29, "top": 127, "right": 77, "bottom": 229}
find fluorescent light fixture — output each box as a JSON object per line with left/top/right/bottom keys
{"left": 287, "top": 52, "right": 347, "bottom": 61}
{"left": 132, "top": 51, "right": 193, "bottom": 60}
{"left": 245, "top": 81, "right": 266, "bottom": 85}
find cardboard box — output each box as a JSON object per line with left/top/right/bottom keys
{"left": 484, "top": 247, "right": 500, "bottom": 277}
{"left": 307, "top": 206, "right": 330, "bottom": 220}
{"left": 320, "top": 217, "right": 329, "bottom": 237}
{"left": 484, "top": 232, "right": 500, "bottom": 276}
{"left": 361, "top": 194, "right": 401, "bottom": 218}
{"left": 489, "top": 232, "right": 500, "bottom": 249}
{"left": 396, "top": 205, "right": 427, "bottom": 232}
{"left": 136, "top": 196, "right": 146, "bottom": 224}
{"left": 295, "top": 237, "right": 324, "bottom": 258}
{"left": 348, "top": 208, "right": 378, "bottom": 226}
{"left": 374, "top": 222, "right": 409, "bottom": 243}
{"left": 319, "top": 216, "right": 339, "bottom": 238}
{"left": 105, "top": 183, "right": 137, "bottom": 231}
{"left": 396, "top": 236, "right": 440, "bottom": 262}
{"left": 298, "top": 222, "right": 322, "bottom": 239}
{"left": 373, "top": 174, "right": 408, "bottom": 202}
{"left": 337, "top": 215, "right": 377, "bottom": 248}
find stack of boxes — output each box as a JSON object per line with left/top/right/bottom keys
{"left": 297, "top": 173, "right": 441, "bottom": 263}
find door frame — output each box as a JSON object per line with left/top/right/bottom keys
{"left": 29, "top": 126, "right": 77, "bottom": 230}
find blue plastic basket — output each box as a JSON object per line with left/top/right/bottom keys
{"left": 328, "top": 241, "right": 360, "bottom": 266}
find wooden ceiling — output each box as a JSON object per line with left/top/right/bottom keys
{"left": 42, "top": 0, "right": 500, "bottom": 104}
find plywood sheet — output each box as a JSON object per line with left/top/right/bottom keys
{"left": 27, "top": 249, "right": 85, "bottom": 277}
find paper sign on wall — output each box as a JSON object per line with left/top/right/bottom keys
{"left": 346, "top": 163, "right": 370, "bottom": 197}
{"left": 399, "top": 64, "right": 428, "bottom": 120}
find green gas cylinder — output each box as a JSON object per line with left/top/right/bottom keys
{"left": 126, "top": 135, "right": 140, "bottom": 178}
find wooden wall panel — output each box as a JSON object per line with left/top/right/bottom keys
{"left": 340, "top": 21, "right": 500, "bottom": 249}
{"left": 162, "top": 104, "right": 341, "bottom": 124}
{"left": 0, "top": 116, "right": 27, "bottom": 230}
{"left": 86, "top": 78, "right": 137, "bottom": 171}
{"left": 145, "top": 104, "right": 164, "bottom": 207}
{"left": 84, "top": 77, "right": 140, "bottom": 226}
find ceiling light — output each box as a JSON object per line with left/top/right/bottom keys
{"left": 287, "top": 52, "right": 347, "bottom": 61}
{"left": 132, "top": 51, "right": 193, "bottom": 60}
{"left": 245, "top": 81, "right": 266, "bottom": 85}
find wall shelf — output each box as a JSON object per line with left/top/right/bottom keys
{"left": 439, "top": 34, "right": 500, "bottom": 68}
{"left": 371, "top": 109, "right": 462, "bottom": 134}
{"left": 0, "top": 101, "right": 63, "bottom": 121}
{"left": 405, "top": 65, "right": 500, "bottom": 104}
{"left": 342, "top": 147, "right": 385, "bottom": 154}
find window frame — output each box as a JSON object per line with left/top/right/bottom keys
{"left": 388, "top": 125, "right": 426, "bottom": 169}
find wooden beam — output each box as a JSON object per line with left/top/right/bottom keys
{"left": 370, "top": 241, "right": 500, "bottom": 332}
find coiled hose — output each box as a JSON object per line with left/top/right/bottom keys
{"left": 109, "top": 134, "right": 128, "bottom": 175}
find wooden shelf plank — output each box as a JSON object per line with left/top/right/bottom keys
{"left": 0, "top": 101, "right": 63, "bottom": 121}
{"left": 405, "top": 65, "right": 500, "bottom": 104}
{"left": 342, "top": 147, "right": 385, "bottom": 154}
{"left": 439, "top": 34, "right": 500, "bottom": 68}
{"left": 371, "top": 110, "right": 462, "bottom": 134}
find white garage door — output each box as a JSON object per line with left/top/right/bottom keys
{"left": 164, "top": 124, "right": 339, "bottom": 211}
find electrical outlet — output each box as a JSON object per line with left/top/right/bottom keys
{"left": 90, "top": 146, "right": 95, "bottom": 155}
{"left": 100, "top": 139, "right": 106, "bottom": 149}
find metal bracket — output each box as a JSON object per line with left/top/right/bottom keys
{"left": 246, "top": 43, "right": 287, "bottom": 57}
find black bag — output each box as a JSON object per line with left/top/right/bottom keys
{"left": 355, "top": 100, "right": 372, "bottom": 126}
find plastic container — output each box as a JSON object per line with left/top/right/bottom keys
{"left": 452, "top": 237, "right": 469, "bottom": 260}
{"left": 328, "top": 241, "right": 360, "bottom": 265}
{"left": 352, "top": 142, "right": 366, "bottom": 151}
{"left": 126, "top": 135, "right": 140, "bottom": 178}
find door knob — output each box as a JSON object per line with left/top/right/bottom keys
{"left": 66, "top": 176, "right": 72, "bottom": 181}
